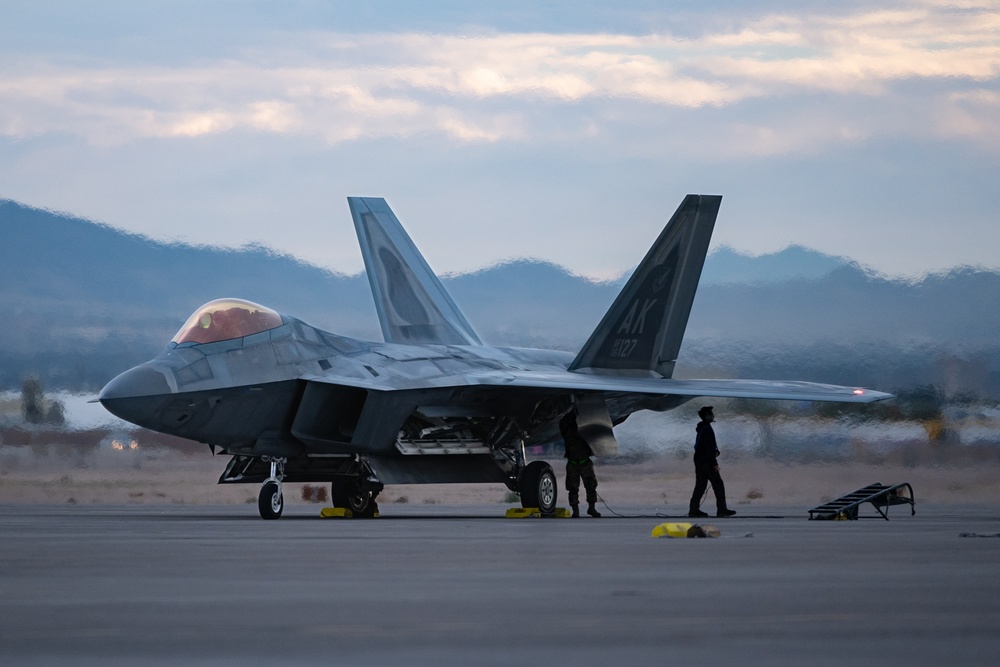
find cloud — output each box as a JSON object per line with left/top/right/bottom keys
{"left": 0, "top": 2, "right": 998, "bottom": 156}
{"left": 937, "top": 89, "right": 1000, "bottom": 143}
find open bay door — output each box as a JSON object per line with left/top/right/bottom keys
{"left": 575, "top": 395, "right": 620, "bottom": 456}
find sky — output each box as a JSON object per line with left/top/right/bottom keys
{"left": 2, "top": 0, "right": 999, "bottom": 280}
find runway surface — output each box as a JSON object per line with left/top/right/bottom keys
{"left": 2, "top": 502, "right": 1000, "bottom": 666}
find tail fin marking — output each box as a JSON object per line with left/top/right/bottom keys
{"left": 568, "top": 194, "right": 721, "bottom": 377}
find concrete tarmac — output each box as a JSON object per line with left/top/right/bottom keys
{"left": 2, "top": 502, "right": 1000, "bottom": 666}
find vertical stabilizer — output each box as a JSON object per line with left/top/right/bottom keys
{"left": 569, "top": 194, "right": 720, "bottom": 377}
{"left": 348, "top": 197, "right": 482, "bottom": 346}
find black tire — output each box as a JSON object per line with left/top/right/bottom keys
{"left": 331, "top": 479, "right": 377, "bottom": 517}
{"left": 330, "top": 479, "right": 352, "bottom": 507}
{"left": 347, "top": 490, "right": 376, "bottom": 517}
{"left": 258, "top": 481, "right": 283, "bottom": 520}
{"left": 519, "top": 461, "right": 557, "bottom": 516}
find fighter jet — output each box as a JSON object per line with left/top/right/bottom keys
{"left": 99, "top": 195, "right": 892, "bottom": 519}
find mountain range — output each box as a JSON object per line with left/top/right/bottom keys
{"left": 3, "top": 199, "right": 999, "bottom": 397}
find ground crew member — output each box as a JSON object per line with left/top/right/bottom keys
{"left": 560, "top": 407, "right": 601, "bottom": 518}
{"left": 688, "top": 405, "right": 737, "bottom": 518}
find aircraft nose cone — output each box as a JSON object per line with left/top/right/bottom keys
{"left": 100, "top": 365, "right": 172, "bottom": 401}
{"left": 99, "top": 365, "right": 172, "bottom": 427}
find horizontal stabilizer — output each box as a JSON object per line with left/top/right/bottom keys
{"left": 570, "top": 194, "right": 720, "bottom": 377}
{"left": 349, "top": 197, "right": 482, "bottom": 346}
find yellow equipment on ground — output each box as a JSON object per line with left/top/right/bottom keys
{"left": 505, "top": 507, "right": 571, "bottom": 518}
{"left": 651, "top": 522, "right": 720, "bottom": 538}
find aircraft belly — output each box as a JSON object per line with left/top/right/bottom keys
{"left": 368, "top": 453, "right": 508, "bottom": 485}
{"left": 220, "top": 451, "right": 508, "bottom": 485}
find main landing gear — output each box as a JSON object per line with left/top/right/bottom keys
{"left": 492, "top": 430, "right": 558, "bottom": 517}
{"left": 330, "top": 457, "right": 383, "bottom": 518}
{"left": 257, "top": 457, "right": 286, "bottom": 520}
{"left": 517, "top": 460, "right": 558, "bottom": 516}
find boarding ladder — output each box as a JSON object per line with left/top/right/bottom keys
{"left": 808, "top": 482, "right": 915, "bottom": 520}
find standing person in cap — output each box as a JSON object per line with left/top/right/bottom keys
{"left": 560, "top": 407, "right": 601, "bottom": 518}
{"left": 688, "top": 406, "right": 737, "bottom": 518}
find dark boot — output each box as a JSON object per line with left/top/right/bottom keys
{"left": 571, "top": 504, "right": 579, "bottom": 518}
{"left": 688, "top": 506, "right": 709, "bottom": 518}
{"left": 717, "top": 504, "right": 736, "bottom": 517}
{"left": 587, "top": 502, "right": 601, "bottom": 518}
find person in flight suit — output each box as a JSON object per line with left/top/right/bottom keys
{"left": 560, "top": 407, "right": 601, "bottom": 518}
{"left": 688, "top": 406, "right": 737, "bottom": 518}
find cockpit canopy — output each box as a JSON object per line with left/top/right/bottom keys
{"left": 172, "top": 299, "right": 284, "bottom": 345}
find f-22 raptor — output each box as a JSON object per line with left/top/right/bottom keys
{"left": 99, "top": 195, "right": 891, "bottom": 518}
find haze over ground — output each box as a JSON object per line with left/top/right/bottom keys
{"left": 4, "top": 200, "right": 1000, "bottom": 396}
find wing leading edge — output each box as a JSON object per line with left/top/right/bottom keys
{"left": 348, "top": 197, "right": 482, "bottom": 346}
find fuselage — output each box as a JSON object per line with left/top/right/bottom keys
{"left": 99, "top": 304, "right": 577, "bottom": 457}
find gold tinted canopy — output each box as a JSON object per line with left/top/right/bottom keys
{"left": 172, "top": 299, "right": 283, "bottom": 345}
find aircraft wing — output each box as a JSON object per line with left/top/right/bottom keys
{"left": 497, "top": 372, "right": 891, "bottom": 403}
{"left": 302, "top": 367, "right": 891, "bottom": 403}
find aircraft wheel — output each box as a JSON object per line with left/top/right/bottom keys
{"left": 519, "top": 461, "right": 557, "bottom": 516}
{"left": 331, "top": 480, "right": 378, "bottom": 518}
{"left": 330, "top": 479, "right": 353, "bottom": 507}
{"left": 258, "top": 481, "right": 283, "bottom": 520}
{"left": 348, "top": 491, "right": 378, "bottom": 518}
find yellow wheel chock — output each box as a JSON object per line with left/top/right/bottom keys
{"left": 505, "top": 507, "right": 571, "bottom": 518}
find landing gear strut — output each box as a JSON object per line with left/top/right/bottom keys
{"left": 257, "top": 457, "right": 286, "bottom": 520}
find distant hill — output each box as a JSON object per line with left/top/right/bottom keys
{"left": 0, "top": 199, "right": 378, "bottom": 332}
{"left": 2, "top": 199, "right": 999, "bottom": 396}
{"left": 701, "top": 245, "right": 854, "bottom": 285}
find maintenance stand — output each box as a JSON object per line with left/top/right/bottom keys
{"left": 809, "top": 482, "right": 915, "bottom": 520}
